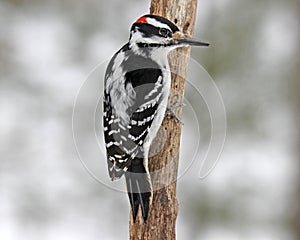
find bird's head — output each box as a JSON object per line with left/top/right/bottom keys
{"left": 129, "top": 14, "right": 209, "bottom": 52}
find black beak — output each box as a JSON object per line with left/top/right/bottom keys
{"left": 172, "top": 32, "right": 209, "bottom": 47}
{"left": 177, "top": 36, "right": 210, "bottom": 47}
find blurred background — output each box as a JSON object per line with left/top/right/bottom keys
{"left": 0, "top": 0, "right": 299, "bottom": 239}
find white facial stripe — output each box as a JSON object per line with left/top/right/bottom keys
{"left": 130, "top": 30, "right": 168, "bottom": 45}
{"left": 146, "top": 18, "right": 172, "bottom": 31}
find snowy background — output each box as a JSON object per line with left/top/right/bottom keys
{"left": 0, "top": 0, "right": 299, "bottom": 239}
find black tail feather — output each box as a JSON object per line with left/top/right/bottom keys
{"left": 125, "top": 168, "right": 152, "bottom": 222}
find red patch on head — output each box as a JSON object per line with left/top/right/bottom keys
{"left": 136, "top": 16, "right": 148, "bottom": 24}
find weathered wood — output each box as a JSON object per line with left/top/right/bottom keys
{"left": 130, "top": 0, "right": 198, "bottom": 239}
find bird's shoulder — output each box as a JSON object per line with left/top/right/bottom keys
{"left": 105, "top": 43, "right": 163, "bottom": 81}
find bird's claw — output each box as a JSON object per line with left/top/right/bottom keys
{"left": 165, "top": 103, "right": 185, "bottom": 125}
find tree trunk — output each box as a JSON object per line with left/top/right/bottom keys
{"left": 129, "top": 0, "right": 198, "bottom": 239}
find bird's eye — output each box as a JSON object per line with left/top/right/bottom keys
{"left": 159, "top": 28, "right": 170, "bottom": 38}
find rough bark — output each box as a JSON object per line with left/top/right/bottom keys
{"left": 129, "top": 0, "right": 198, "bottom": 239}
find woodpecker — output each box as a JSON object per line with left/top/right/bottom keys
{"left": 103, "top": 14, "right": 209, "bottom": 222}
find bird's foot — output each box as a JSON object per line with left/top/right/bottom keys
{"left": 165, "top": 102, "right": 185, "bottom": 125}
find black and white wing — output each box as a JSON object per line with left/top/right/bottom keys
{"left": 103, "top": 44, "right": 165, "bottom": 181}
